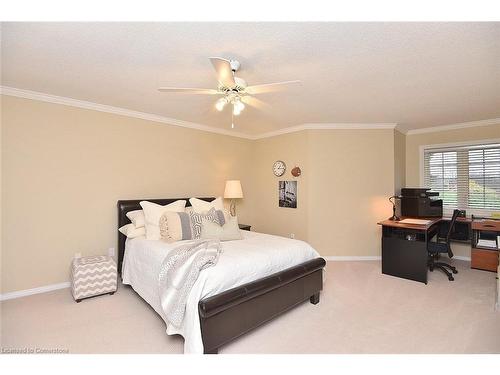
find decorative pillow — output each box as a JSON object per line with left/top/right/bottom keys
{"left": 140, "top": 200, "right": 186, "bottom": 240}
{"left": 126, "top": 209, "right": 145, "bottom": 228}
{"left": 119, "top": 223, "right": 146, "bottom": 239}
{"left": 159, "top": 211, "right": 193, "bottom": 242}
{"left": 189, "top": 207, "right": 226, "bottom": 239}
{"left": 200, "top": 215, "right": 242, "bottom": 241}
{"left": 189, "top": 197, "right": 224, "bottom": 213}
{"left": 159, "top": 207, "right": 226, "bottom": 242}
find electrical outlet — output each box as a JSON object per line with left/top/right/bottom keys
{"left": 290, "top": 233, "right": 295, "bottom": 239}
{"left": 74, "top": 252, "right": 82, "bottom": 259}
{"left": 108, "top": 247, "right": 115, "bottom": 257}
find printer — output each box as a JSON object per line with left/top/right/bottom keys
{"left": 399, "top": 188, "right": 443, "bottom": 217}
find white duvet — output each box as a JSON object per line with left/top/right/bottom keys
{"left": 122, "top": 230, "right": 320, "bottom": 354}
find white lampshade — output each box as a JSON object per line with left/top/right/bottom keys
{"left": 224, "top": 180, "right": 243, "bottom": 199}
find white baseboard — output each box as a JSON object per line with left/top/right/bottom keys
{"left": 324, "top": 256, "right": 382, "bottom": 261}
{"left": 0, "top": 282, "right": 70, "bottom": 302}
{"left": 0, "top": 255, "right": 472, "bottom": 301}
{"left": 322, "top": 255, "right": 470, "bottom": 262}
{"left": 324, "top": 255, "right": 471, "bottom": 262}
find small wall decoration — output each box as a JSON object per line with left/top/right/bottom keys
{"left": 279, "top": 181, "right": 297, "bottom": 208}
{"left": 291, "top": 166, "right": 301, "bottom": 177}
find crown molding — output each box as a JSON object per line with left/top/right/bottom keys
{"left": 252, "top": 122, "right": 398, "bottom": 140}
{"left": 13, "top": 85, "right": 491, "bottom": 140}
{"left": 0, "top": 86, "right": 254, "bottom": 140}
{"left": 406, "top": 117, "right": 500, "bottom": 135}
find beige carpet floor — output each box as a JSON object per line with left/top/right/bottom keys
{"left": 1, "top": 260, "right": 499, "bottom": 354}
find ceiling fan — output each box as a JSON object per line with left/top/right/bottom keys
{"left": 158, "top": 57, "right": 300, "bottom": 128}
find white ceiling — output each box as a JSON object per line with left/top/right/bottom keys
{"left": 2, "top": 22, "right": 499, "bottom": 135}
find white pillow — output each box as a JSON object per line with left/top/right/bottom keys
{"left": 126, "top": 209, "right": 145, "bottom": 228}
{"left": 140, "top": 200, "right": 186, "bottom": 240}
{"left": 189, "top": 197, "right": 224, "bottom": 213}
{"left": 200, "top": 215, "right": 242, "bottom": 241}
{"left": 119, "top": 223, "right": 146, "bottom": 239}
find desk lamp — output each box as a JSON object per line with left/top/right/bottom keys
{"left": 389, "top": 195, "right": 401, "bottom": 221}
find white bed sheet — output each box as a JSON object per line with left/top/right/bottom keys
{"left": 122, "top": 230, "right": 320, "bottom": 353}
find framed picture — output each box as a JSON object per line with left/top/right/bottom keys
{"left": 279, "top": 181, "right": 297, "bottom": 208}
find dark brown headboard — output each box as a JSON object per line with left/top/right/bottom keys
{"left": 117, "top": 197, "right": 215, "bottom": 275}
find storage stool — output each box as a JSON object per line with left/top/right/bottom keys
{"left": 71, "top": 255, "right": 117, "bottom": 302}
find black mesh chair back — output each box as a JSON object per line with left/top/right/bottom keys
{"left": 445, "top": 209, "right": 461, "bottom": 258}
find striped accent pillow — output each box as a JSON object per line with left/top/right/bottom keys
{"left": 159, "top": 211, "right": 193, "bottom": 242}
{"left": 159, "top": 208, "right": 226, "bottom": 242}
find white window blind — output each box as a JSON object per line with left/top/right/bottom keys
{"left": 423, "top": 143, "right": 500, "bottom": 215}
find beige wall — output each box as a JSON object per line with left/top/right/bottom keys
{"left": 394, "top": 130, "right": 406, "bottom": 195}
{"left": 405, "top": 122, "right": 500, "bottom": 257}
{"left": 12, "top": 93, "right": 498, "bottom": 292}
{"left": 252, "top": 129, "right": 395, "bottom": 257}
{"left": 0, "top": 92, "right": 3, "bottom": 295}
{"left": 307, "top": 130, "right": 395, "bottom": 256}
{"left": 252, "top": 132, "right": 309, "bottom": 240}
{"left": 1, "top": 95, "right": 254, "bottom": 293}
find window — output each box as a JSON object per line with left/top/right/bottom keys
{"left": 423, "top": 142, "right": 500, "bottom": 215}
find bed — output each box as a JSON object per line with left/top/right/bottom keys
{"left": 117, "top": 198, "right": 326, "bottom": 354}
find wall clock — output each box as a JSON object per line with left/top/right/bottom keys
{"left": 272, "top": 160, "right": 286, "bottom": 177}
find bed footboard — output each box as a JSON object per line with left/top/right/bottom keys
{"left": 198, "top": 257, "right": 326, "bottom": 354}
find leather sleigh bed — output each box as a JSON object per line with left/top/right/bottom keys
{"left": 118, "top": 197, "right": 326, "bottom": 354}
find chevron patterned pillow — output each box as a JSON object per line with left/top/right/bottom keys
{"left": 189, "top": 207, "right": 226, "bottom": 239}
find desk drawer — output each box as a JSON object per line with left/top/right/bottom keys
{"left": 471, "top": 248, "right": 499, "bottom": 272}
{"left": 472, "top": 220, "right": 500, "bottom": 231}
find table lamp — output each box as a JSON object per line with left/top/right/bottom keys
{"left": 224, "top": 180, "right": 243, "bottom": 216}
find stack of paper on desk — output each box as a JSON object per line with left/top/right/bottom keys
{"left": 399, "top": 218, "right": 432, "bottom": 225}
{"left": 477, "top": 239, "right": 498, "bottom": 249}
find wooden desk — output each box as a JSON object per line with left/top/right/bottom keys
{"left": 471, "top": 219, "right": 500, "bottom": 272}
{"left": 377, "top": 217, "right": 442, "bottom": 284}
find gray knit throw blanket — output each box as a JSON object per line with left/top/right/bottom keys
{"left": 158, "top": 240, "right": 222, "bottom": 328}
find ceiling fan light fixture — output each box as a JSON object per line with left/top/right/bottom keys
{"left": 235, "top": 100, "right": 245, "bottom": 112}
{"left": 158, "top": 56, "right": 300, "bottom": 129}
{"left": 215, "top": 97, "right": 227, "bottom": 111}
{"left": 231, "top": 99, "right": 244, "bottom": 116}
{"left": 232, "top": 106, "right": 241, "bottom": 116}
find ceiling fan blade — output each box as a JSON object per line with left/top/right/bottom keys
{"left": 157, "top": 87, "right": 219, "bottom": 95}
{"left": 209, "top": 57, "right": 236, "bottom": 88}
{"left": 241, "top": 95, "right": 271, "bottom": 111}
{"left": 245, "top": 80, "right": 301, "bottom": 95}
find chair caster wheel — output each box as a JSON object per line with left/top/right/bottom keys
{"left": 452, "top": 269, "right": 458, "bottom": 274}
{"left": 448, "top": 276, "right": 454, "bottom": 281}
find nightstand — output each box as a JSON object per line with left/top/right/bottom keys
{"left": 239, "top": 224, "right": 251, "bottom": 231}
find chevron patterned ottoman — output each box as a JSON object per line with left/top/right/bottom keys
{"left": 71, "top": 255, "right": 117, "bottom": 302}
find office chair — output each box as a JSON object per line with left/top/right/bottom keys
{"left": 427, "top": 209, "right": 460, "bottom": 281}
